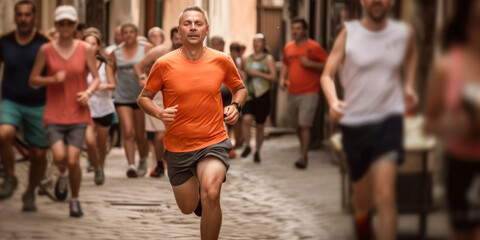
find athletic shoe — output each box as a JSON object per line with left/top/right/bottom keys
{"left": 86, "top": 160, "right": 95, "bottom": 173}
{"left": 0, "top": 175, "right": 18, "bottom": 200}
{"left": 228, "top": 149, "right": 236, "bottom": 159}
{"left": 241, "top": 146, "right": 251, "bottom": 158}
{"left": 254, "top": 152, "right": 261, "bottom": 163}
{"left": 137, "top": 159, "right": 147, "bottom": 177}
{"left": 126, "top": 166, "right": 138, "bottom": 178}
{"left": 22, "top": 191, "right": 37, "bottom": 212}
{"left": 94, "top": 168, "right": 105, "bottom": 186}
{"left": 54, "top": 176, "right": 68, "bottom": 201}
{"left": 69, "top": 199, "right": 83, "bottom": 218}
{"left": 149, "top": 165, "right": 164, "bottom": 178}
{"left": 295, "top": 157, "right": 308, "bottom": 169}
{"left": 353, "top": 213, "right": 373, "bottom": 240}
{"left": 194, "top": 198, "right": 202, "bottom": 217}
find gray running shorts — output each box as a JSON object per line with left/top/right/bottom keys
{"left": 164, "top": 138, "right": 233, "bottom": 186}
{"left": 45, "top": 123, "right": 88, "bottom": 149}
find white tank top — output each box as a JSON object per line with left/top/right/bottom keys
{"left": 340, "top": 19, "right": 408, "bottom": 126}
{"left": 87, "top": 62, "right": 115, "bottom": 118}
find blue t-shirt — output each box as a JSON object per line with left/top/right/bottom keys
{"left": 0, "top": 31, "right": 49, "bottom": 106}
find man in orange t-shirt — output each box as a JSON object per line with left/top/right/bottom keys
{"left": 137, "top": 6, "right": 247, "bottom": 240}
{"left": 279, "top": 18, "right": 328, "bottom": 169}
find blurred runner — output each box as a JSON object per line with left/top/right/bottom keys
{"left": 137, "top": 6, "right": 246, "bottom": 239}
{"left": 321, "top": 0, "right": 418, "bottom": 239}
{"left": 229, "top": 43, "right": 245, "bottom": 150}
{"left": 279, "top": 18, "right": 328, "bottom": 169}
{"left": 112, "top": 22, "right": 153, "bottom": 178}
{"left": 425, "top": 0, "right": 480, "bottom": 239}
{"left": 240, "top": 33, "right": 277, "bottom": 163}
{"left": 0, "top": 0, "right": 50, "bottom": 211}
{"left": 105, "top": 26, "right": 123, "bottom": 55}
{"left": 134, "top": 27, "right": 183, "bottom": 178}
{"left": 30, "top": 5, "right": 100, "bottom": 217}
{"left": 147, "top": 27, "right": 165, "bottom": 47}
{"left": 82, "top": 29, "right": 116, "bottom": 185}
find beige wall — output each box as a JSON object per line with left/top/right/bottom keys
{"left": 229, "top": 0, "right": 256, "bottom": 55}
{"left": 108, "top": 0, "right": 142, "bottom": 44}
{"left": 0, "top": 0, "right": 19, "bottom": 35}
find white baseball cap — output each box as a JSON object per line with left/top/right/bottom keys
{"left": 55, "top": 5, "right": 78, "bottom": 22}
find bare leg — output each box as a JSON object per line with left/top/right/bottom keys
{"left": 133, "top": 109, "right": 148, "bottom": 159}
{"left": 67, "top": 145, "right": 82, "bottom": 198}
{"left": 85, "top": 124, "right": 100, "bottom": 169}
{"left": 95, "top": 124, "right": 111, "bottom": 168}
{"left": 371, "top": 160, "right": 397, "bottom": 240}
{"left": 172, "top": 176, "right": 200, "bottom": 214}
{"left": 26, "top": 146, "right": 47, "bottom": 192}
{"left": 242, "top": 114, "right": 253, "bottom": 148}
{"left": 50, "top": 141, "right": 67, "bottom": 174}
{"left": 298, "top": 126, "right": 310, "bottom": 159}
{"left": 0, "top": 125, "right": 16, "bottom": 176}
{"left": 197, "top": 157, "right": 227, "bottom": 240}
{"left": 255, "top": 123, "right": 265, "bottom": 153}
{"left": 233, "top": 122, "right": 243, "bottom": 148}
{"left": 116, "top": 106, "right": 136, "bottom": 165}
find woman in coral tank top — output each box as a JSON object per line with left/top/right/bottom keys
{"left": 425, "top": 0, "right": 480, "bottom": 238}
{"left": 29, "top": 5, "right": 100, "bottom": 218}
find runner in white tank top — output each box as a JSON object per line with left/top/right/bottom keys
{"left": 321, "top": 1, "right": 418, "bottom": 239}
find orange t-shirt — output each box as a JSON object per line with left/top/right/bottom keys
{"left": 145, "top": 48, "right": 244, "bottom": 152}
{"left": 282, "top": 39, "right": 328, "bottom": 95}
{"left": 43, "top": 41, "right": 93, "bottom": 126}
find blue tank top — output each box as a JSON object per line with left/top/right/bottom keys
{"left": 0, "top": 31, "right": 50, "bottom": 106}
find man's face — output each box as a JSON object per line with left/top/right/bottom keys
{"left": 149, "top": 30, "right": 164, "bottom": 46}
{"left": 178, "top": 10, "right": 209, "bottom": 46}
{"left": 360, "top": 0, "right": 394, "bottom": 22}
{"left": 291, "top": 22, "right": 307, "bottom": 41}
{"left": 114, "top": 27, "right": 123, "bottom": 45}
{"left": 15, "top": 4, "right": 35, "bottom": 35}
{"left": 122, "top": 26, "right": 137, "bottom": 45}
{"left": 171, "top": 32, "right": 183, "bottom": 50}
{"left": 210, "top": 39, "right": 225, "bottom": 52}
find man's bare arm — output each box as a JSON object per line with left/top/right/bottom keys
{"left": 137, "top": 88, "right": 161, "bottom": 119}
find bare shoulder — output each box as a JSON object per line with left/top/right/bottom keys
{"left": 148, "top": 44, "right": 172, "bottom": 59}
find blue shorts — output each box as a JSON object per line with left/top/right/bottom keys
{"left": 0, "top": 99, "right": 49, "bottom": 148}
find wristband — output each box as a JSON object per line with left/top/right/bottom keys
{"left": 87, "top": 89, "right": 93, "bottom": 96}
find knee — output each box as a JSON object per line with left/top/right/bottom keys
{"left": 30, "top": 149, "right": 47, "bottom": 162}
{"left": 123, "top": 128, "right": 135, "bottom": 140}
{"left": 243, "top": 115, "right": 252, "bottom": 124}
{"left": 52, "top": 152, "right": 66, "bottom": 165}
{"left": 180, "top": 205, "right": 196, "bottom": 215}
{"left": 375, "top": 187, "right": 396, "bottom": 208}
{"left": 67, "top": 157, "right": 80, "bottom": 167}
{"left": 85, "top": 134, "right": 96, "bottom": 148}
{"left": 201, "top": 185, "right": 221, "bottom": 205}
{"left": 0, "top": 129, "right": 14, "bottom": 142}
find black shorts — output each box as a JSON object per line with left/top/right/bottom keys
{"left": 243, "top": 91, "right": 271, "bottom": 124}
{"left": 93, "top": 113, "right": 114, "bottom": 127}
{"left": 446, "top": 153, "right": 480, "bottom": 231}
{"left": 114, "top": 102, "right": 140, "bottom": 110}
{"left": 221, "top": 85, "right": 233, "bottom": 108}
{"left": 164, "top": 139, "right": 232, "bottom": 186}
{"left": 340, "top": 114, "right": 404, "bottom": 182}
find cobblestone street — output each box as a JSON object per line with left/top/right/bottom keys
{"left": 0, "top": 132, "right": 449, "bottom": 239}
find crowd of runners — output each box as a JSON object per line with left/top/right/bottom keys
{"left": 0, "top": 0, "right": 479, "bottom": 239}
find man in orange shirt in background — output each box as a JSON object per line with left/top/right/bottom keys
{"left": 137, "top": 6, "right": 247, "bottom": 240}
{"left": 279, "top": 18, "right": 328, "bottom": 169}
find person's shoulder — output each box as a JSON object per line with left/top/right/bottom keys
{"left": 149, "top": 44, "right": 171, "bottom": 57}
{"left": 0, "top": 31, "right": 15, "bottom": 42}
{"left": 285, "top": 41, "right": 296, "bottom": 49}
{"left": 35, "top": 30, "right": 51, "bottom": 43}
{"left": 208, "top": 47, "right": 233, "bottom": 62}
{"left": 155, "top": 48, "right": 180, "bottom": 65}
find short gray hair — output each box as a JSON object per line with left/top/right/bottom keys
{"left": 148, "top": 27, "right": 164, "bottom": 39}
{"left": 121, "top": 22, "right": 138, "bottom": 33}
{"left": 178, "top": 6, "right": 209, "bottom": 25}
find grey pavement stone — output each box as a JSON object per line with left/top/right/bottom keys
{"left": 0, "top": 133, "right": 448, "bottom": 239}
